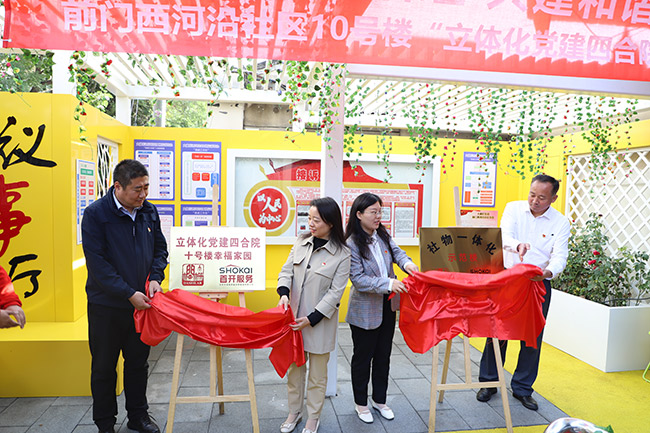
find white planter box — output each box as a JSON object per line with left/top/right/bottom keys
{"left": 544, "top": 289, "right": 650, "bottom": 372}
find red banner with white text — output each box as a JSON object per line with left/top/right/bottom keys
{"left": 4, "top": 0, "right": 650, "bottom": 81}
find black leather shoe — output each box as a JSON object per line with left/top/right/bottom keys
{"left": 98, "top": 427, "right": 115, "bottom": 433}
{"left": 513, "top": 393, "right": 538, "bottom": 411}
{"left": 126, "top": 414, "right": 161, "bottom": 433}
{"left": 476, "top": 387, "right": 497, "bottom": 402}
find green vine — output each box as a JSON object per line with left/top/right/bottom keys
{"left": 1, "top": 47, "right": 643, "bottom": 182}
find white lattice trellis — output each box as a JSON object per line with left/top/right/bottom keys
{"left": 96, "top": 138, "right": 119, "bottom": 198}
{"left": 566, "top": 147, "right": 650, "bottom": 255}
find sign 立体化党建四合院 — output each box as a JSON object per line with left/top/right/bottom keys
{"left": 169, "top": 226, "right": 266, "bottom": 292}
{"left": 419, "top": 227, "right": 503, "bottom": 274}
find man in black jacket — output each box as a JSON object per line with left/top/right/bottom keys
{"left": 82, "top": 159, "right": 168, "bottom": 433}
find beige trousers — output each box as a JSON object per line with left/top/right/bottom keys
{"left": 286, "top": 352, "right": 330, "bottom": 420}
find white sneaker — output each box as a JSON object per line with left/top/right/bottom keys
{"left": 371, "top": 399, "right": 395, "bottom": 420}
{"left": 355, "top": 405, "right": 374, "bottom": 423}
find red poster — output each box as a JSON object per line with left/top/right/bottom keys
{"left": 4, "top": 0, "right": 650, "bottom": 81}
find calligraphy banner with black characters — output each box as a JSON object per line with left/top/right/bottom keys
{"left": 0, "top": 103, "right": 58, "bottom": 320}
{"left": 419, "top": 227, "right": 503, "bottom": 274}
{"left": 4, "top": 0, "right": 650, "bottom": 81}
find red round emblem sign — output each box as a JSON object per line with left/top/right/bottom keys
{"left": 249, "top": 187, "right": 289, "bottom": 230}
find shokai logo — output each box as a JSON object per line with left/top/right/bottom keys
{"left": 219, "top": 264, "right": 254, "bottom": 284}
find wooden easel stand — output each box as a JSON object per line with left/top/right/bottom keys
{"left": 166, "top": 292, "right": 260, "bottom": 433}
{"left": 428, "top": 336, "right": 513, "bottom": 433}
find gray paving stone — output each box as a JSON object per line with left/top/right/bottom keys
{"left": 2, "top": 323, "right": 568, "bottom": 432}
{"left": 77, "top": 407, "right": 94, "bottom": 426}
{"left": 336, "top": 355, "right": 351, "bottom": 382}
{"left": 252, "top": 347, "right": 272, "bottom": 361}
{"left": 388, "top": 354, "right": 423, "bottom": 380}
{"left": 0, "top": 400, "right": 16, "bottom": 409}
{"left": 189, "top": 342, "right": 212, "bottom": 361}
{"left": 71, "top": 425, "right": 97, "bottom": 433}
{"left": 151, "top": 348, "right": 192, "bottom": 375}
{"left": 207, "top": 401, "right": 253, "bottom": 433}
{"left": 337, "top": 329, "right": 352, "bottom": 347}
{"left": 375, "top": 394, "right": 427, "bottom": 433}
{"left": 392, "top": 329, "right": 406, "bottom": 346}
{"left": 169, "top": 421, "right": 209, "bottom": 433}
{"left": 304, "top": 398, "right": 338, "bottom": 432}
{"left": 148, "top": 339, "right": 167, "bottom": 361}
{"left": 338, "top": 413, "right": 387, "bottom": 433}
{"left": 0, "top": 427, "right": 28, "bottom": 433}
{"left": 251, "top": 383, "right": 288, "bottom": 419}
{"left": 147, "top": 373, "right": 176, "bottom": 404}
{"left": 418, "top": 408, "right": 471, "bottom": 432}
{"left": 507, "top": 400, "right": 548, "bottom": 426}
{"left": 440, "top": 390, "right": 507, "bottom": 429}
{"left": 0, "top": 398, "right": 56, "bottom": 427}
{"left": 338, "top": 345, "right": 353, "bottom": 362}
{"left": 398, "top": 346, "right": 434, "bottom": 366}
{"left": 172, "top": 387, "right": 213, "bottom": 423}
{"left": 25, "top": 405, "right": 87, "bottom": 433}
{"left": 394, "top": 378, "right": 433, "bottom": 412}
{"left": 51, "top": 397, "right": 92, "bottom": 407}
{"left": 180, "top": 361, "right": 212, "bottom": 387}
{"left": 253, "top": 359, "right": 287, "bottom": 385}
{"left": 221, "top": 348, "right": 247, "bottom": 368}
{"left": 536, "top": 396, "right": 568, "bottom": 424}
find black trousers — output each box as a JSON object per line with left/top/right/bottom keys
{"left": 350, "top": 295, "right": 396, "bottom": 406}
{"left": 478, "top": 279, "right": 552, "bottom": 396}
{"left": 88, "top": 302, "right": 151, "bottom": 430}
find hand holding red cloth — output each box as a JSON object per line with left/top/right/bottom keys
{"left": 398, "top": 264, "right": 546, "bottom": 353}
{"left": 133, "top": 289, "right": 306, "bottom": 377}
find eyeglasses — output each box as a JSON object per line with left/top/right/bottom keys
{"left": 364, "top": 209, "right": 381, "bottom": 216}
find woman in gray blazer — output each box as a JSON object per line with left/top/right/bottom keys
{"left": 277, "top": 197, "right": 351, "bottom": 433}
{"left": 345, "top": 192, "right": 418, "bottom": 424}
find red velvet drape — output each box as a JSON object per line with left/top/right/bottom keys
{"left": 398, "top": 264, "right": 546, "bottom": 353}
{"left": 134, "top": 289, "right": 306, "bottom": 377}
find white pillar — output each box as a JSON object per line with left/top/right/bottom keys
{"left": 52, "top": 50, "right": 76, "bottom": 95}
{"left": 321, "top": 65, "right": 345, "bottom": 397}
{"left": 155, "top": 99, "right": 167, "bottom": 127}
{"left": 115, "top": 96, "right": 131, "bottom": 126}
{"left": 320, "top": 66, "right": 345, "bottom": 202}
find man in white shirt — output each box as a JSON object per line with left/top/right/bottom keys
{"left": 476, "top": 174, "right": 570, "bottom": 411}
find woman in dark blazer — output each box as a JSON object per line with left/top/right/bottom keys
{"left": 345, "top": 192, "right": 418, "bottom": 423}
{"left": 277, "top": 197, "right": 351, "bottom": 433}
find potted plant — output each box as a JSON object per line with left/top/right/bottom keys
{"left": 543, "top": 213, "right": 650, "bottom": 372}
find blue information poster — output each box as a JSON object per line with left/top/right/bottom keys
{"left": 180, "top": 141, "right": 221, "bottom": 201}
{"left": 134, "top": 139, "right": 175, "bottom": 200}
{"left": 461, "top": 152, "right": 496, "bottom": 207}
{"left": 154, "top": 204, "right": 175, "bottom": 251}
{"left": 181, "top": 204, "right": 220, "bottom": 226}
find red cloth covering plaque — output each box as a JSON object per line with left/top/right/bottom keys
{"left": 399, "top": 264, "right": 546, "bottom": 353}
{"left": 0, "top": 266, "right": 20, "bottom": 309}
{"left": 134, "top": 289, "right": 306, "bottom": 377}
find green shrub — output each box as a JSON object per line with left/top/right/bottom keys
{"left": 556, "top": 213, "right": 650, "bottom": 306}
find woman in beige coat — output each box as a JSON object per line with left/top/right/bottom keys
{"left": 277, "top": 197, "right": 351, "bottom": 433}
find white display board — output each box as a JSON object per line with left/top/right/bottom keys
{"left": 169, "top": 226, "right": 265, "bottom": 292}
{"left": 227, "top": 150, "right": 440, "bottom": 245}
